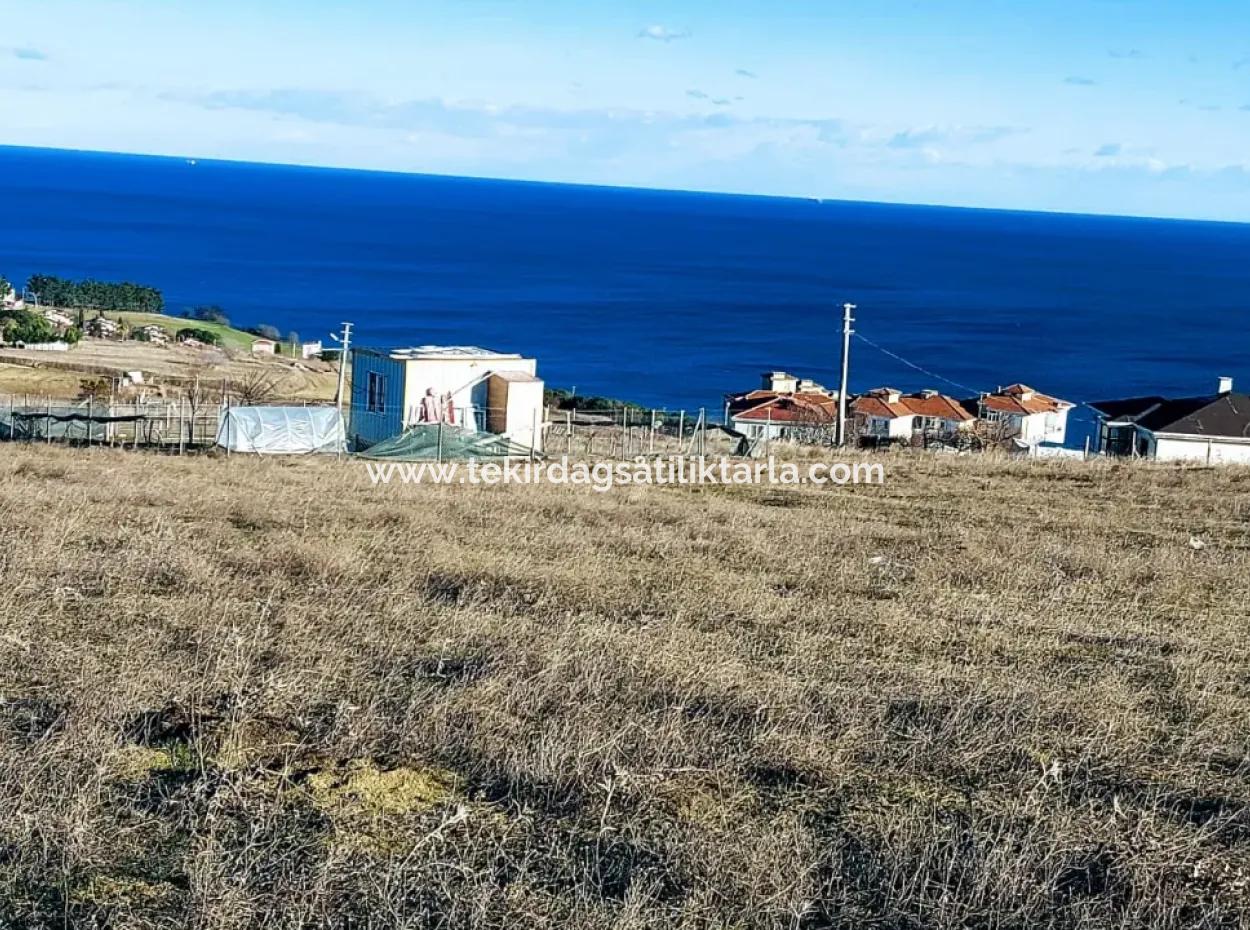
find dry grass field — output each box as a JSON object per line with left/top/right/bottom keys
{"left": 0, "top": 339, "right": 338, "bottom": 401}
{"left": 1, "top": 445, "right": 1249, "bottom": 929}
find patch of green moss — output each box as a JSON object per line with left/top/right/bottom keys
{"left": 109, "top": 743, "right": 195, "bottom": 781}
{"left": 72, "top": 874, "right": 181, "bottom": 908}
{"left": 309, "top": 760, "right": 456, "bottom": 816}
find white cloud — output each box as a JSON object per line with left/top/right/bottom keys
{"left": 637, "top": 25, "right": 690, "bottom": 42}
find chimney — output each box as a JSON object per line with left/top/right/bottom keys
{"left": 1218, "top": 376, "right": 1233, "bottom": 395}
{"left": 763, "top": 371, "right": 798, "bottom": 394}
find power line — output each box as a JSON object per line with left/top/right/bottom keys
{"left": 853, "top": 332, "right": 986, "bottom": 396}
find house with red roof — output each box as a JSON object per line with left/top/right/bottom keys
{"left": 970, "top": 384, "right": 1074, "bottom": 447}
{"left": 725, "top": 371, "right": 838, "bottom": 442}
{"left": 852, "top": 388, "right": 976, "bottom": 442}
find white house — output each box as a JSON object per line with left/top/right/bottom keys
{"left": 974, "top": 384, "right": 1073, "bottom": 446}
{"left": 1090, "top": 377, "right": 1250, "bottom": 464}
{"left": 725, "top": 371, "right": 837, "bottom": 442}
{"left": 852, "top": 388, "right": 976, "bottom": 442}
{"left": 300, "top": 340, "right": 323, "bottom": 360}
{"left": 350, "top": 345, "right": 544, "bottom": 451}
{"left": 2, "top": 286, "right": 24, "bottom": 310}
{"left": 250, "top": 338, "right": 278, "bottom": 355}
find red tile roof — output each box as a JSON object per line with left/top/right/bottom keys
{"left": 732, "top": 392, "right": 837, "bottom": 423}
{"left": 852, "top": 389, "right": 974, "bottom": 422}
{"left": 980, "top": 384, "right": 1072, "bottom": 416}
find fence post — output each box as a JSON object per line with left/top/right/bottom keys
{"left": 649, "top": 410, "right": 656, "bottom": 455}
{"left": 437, "top": 420, "right": 444, "bottom": 464}
{"left": 677, "top": 410, "right": 685, "bottom": 453}
{"left": 699, "top": 408, "right": 706, "bottom": 456}
{"left": 87, "top": 395, "right": 93, "bottom": 447}
{"left": 46, "top": 397, "right": 52, "bottom": 445}
{"left": 622, "top": 407, "right": 629, "bottom": 458}
{"left": 566, "top": 409, "right": 572, "bottom": 455}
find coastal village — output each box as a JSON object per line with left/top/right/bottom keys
{"left": 2, "top": 278, "right": 1248, "bottom": 465}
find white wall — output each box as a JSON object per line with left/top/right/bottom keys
{"left": 401, "top": 356, "right": 537, "bottom": 431}
{"left": 1153, "top": 436, "right": 1250, "bottom": 465}
{"left": 731, "top": 417, "right": 789, "bottom": 441}
{"left": 503, "top": 378, "right": 545, "bottom": 453}
{"left": 1014, "top": 409, "right": 1069, "bottom": 445}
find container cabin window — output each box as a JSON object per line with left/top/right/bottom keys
{"left": 366, "top": 372, "right": 387, "bottom": 413}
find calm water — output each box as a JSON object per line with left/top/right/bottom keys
{"left": 2, "top": 145, "right": 1248, "bottom": 443}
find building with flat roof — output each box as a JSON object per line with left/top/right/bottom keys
{"left": 349, "top": 344, "right": 544, "bottom": 451}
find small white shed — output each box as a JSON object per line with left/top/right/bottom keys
{"left": 350, "top": 344, "right": 544, "bottom": 450}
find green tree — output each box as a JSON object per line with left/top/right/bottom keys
{"left": 0, "top": 309, "right": 56, "bottom": 344}
{"left": 175, "top": 327, "right": 221, "bottom": 346}
{"left": 25, "top": 274, "right": 163, "bottom": 313}
{"left": 185, "top": 305, "right": 230, "bottom": 326}
{"left": 0, "top": 274, "right": 11, "bottom": 299}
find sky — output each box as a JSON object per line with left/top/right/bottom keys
{"left": 3, "top": 0, "right": 1250, "bottom": 220}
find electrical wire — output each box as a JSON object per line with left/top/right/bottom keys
{"left": 852, "top": 332, "right": 986, "bottom": 396}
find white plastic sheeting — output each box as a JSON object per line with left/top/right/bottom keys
{"left": 215, "top": 406, "right": 345, "bottom": 455}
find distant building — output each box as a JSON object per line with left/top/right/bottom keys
{"left": 970, "top": 384, "right": 1073, "bottom": 446}
{"left": 725, "top": 371, "right": 837, "bottom": 442}
{"left": 300, "top": 340, "right": 323, "bottom": 360}
{"left": 350, "top": 345, "right": 544, "bottom": 450}
{"left": 853, "top": 388, "right": 976, "bottom": 442}
{"left": 250, "top": 338, "right": 278, "bottom": 354}
{"left": 1090, "top": 377, "right": 1250, "bottom": 464}
{"left": 1, "top": 286, "right": 23, "bottom": 310}
{"left": 85, "top": 316, "right": 119, "bottom": 338}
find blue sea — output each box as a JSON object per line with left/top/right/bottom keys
{"left": 2, "top": 145, "right": 1248, "bottom": 444}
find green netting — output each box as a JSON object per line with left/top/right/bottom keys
{"left": 355, "top": 424, "right": 539, "bottom": 460}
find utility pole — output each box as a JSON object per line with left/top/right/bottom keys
{"left": 836, "top": 302, "right": 856, "bottom": 447}
{"left": 332, "top": 321, "right": 353, "bottom": 414}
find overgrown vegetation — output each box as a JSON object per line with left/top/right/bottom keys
{"left": 0, "top": 307, "right": 55, "bottom": 344}
{"left": 183, "top": 305, "right": 231, "bottom": 326}
{"left": 174, "top": 326, "right": 222, "bottom": 346}
{"left": 546, "top": 387, "right": 655, "bottom": 415}
{"left": 26, "top": 274, "right": 164, "bottom": 314}
{"left": 0, "top": 447, "right": 1248, "bottom": 928}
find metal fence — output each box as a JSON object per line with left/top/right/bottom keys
{"left": 1, "top": 394, "right": 225, "bottom": 450}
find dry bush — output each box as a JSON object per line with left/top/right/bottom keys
{"left": 0, "top": 446, "right": 1248, "bottom": 928}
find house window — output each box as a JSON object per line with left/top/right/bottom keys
{"left": 366, "top": 372, "right": 387, "bottom": 413}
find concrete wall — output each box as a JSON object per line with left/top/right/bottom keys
{"left": 863, "top": 414, "right": 913, "bottom": 439}
{"left": 1152, "top": 435, "right": 1250, "bottom": 464}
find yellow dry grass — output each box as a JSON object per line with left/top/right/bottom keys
{"left": 0, "top": 337, "right": 337, "bottom": 400}
{"left": 0, "top": 444, "right": 1248, "bottom": 928}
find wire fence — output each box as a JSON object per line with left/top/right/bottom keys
{"left": 0, "top": 393, "right": 1095, "bottom": 462}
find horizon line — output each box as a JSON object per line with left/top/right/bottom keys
{"left": 1, "top": 142, "right": 1247, "bottom": 228}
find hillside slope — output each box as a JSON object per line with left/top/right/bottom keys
{"left": 1, "top": 447, "right": 1247, "bottom": 928}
